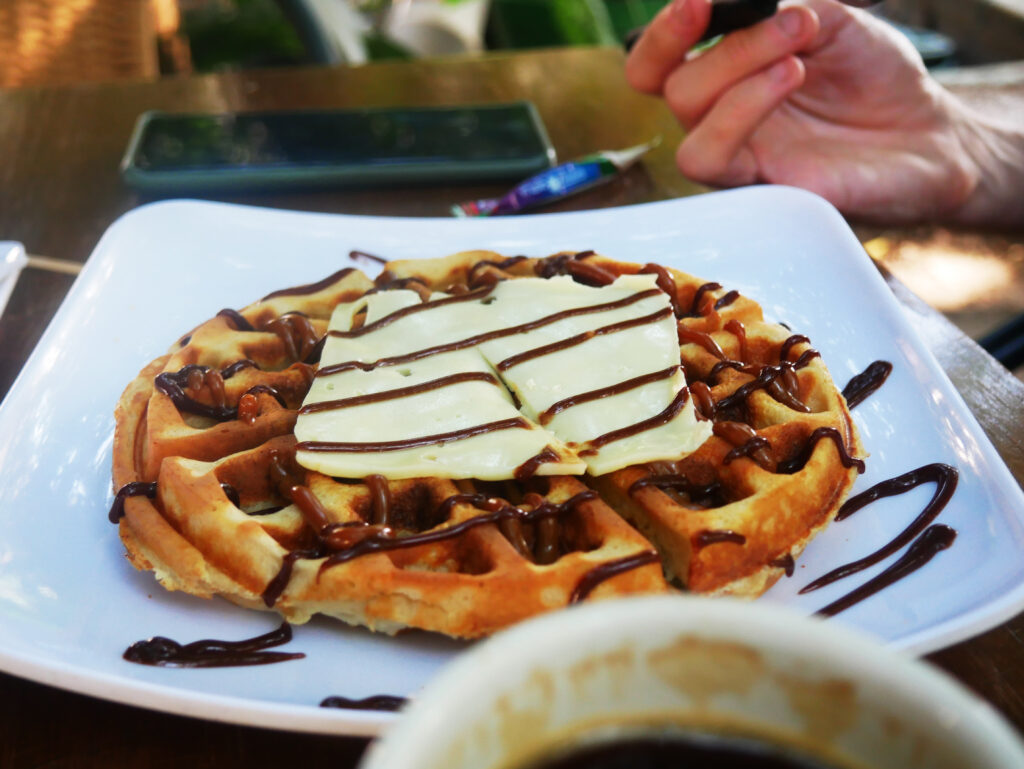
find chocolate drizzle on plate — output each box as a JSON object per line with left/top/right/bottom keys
{"left": 802, "top": 464, "right": 958, "bottom": 594}
{"left": 816, "top": 525, "right": 957, "bottom": 617}
{"left": 320, "top": 694, "right": 407, "bottom": 711}
{"left": 123, "top": 622, "right": 304, "bottom": 668}
{"left": 801, "top": 463, "right": 959, "bottom": 615}
{"left": 841, "top": 360, "right": 893, "bottom": 409}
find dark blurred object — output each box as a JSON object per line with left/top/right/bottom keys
{"left": 0, "top": 0, "right": 186, "bottom": 88}
{"left": 980, "top": 314, "right": 1024, "bottom": 371}
{"left": 875, "top": 13, "right": 958, "bottom": 67}
{"left": 881, "top": 0, "right": 1024, "bottom": 64}
{"left": 698, "top": 0, "right": 779, "bottom": 43}
{"left": 622, "top": 0, "right": 779, "bottom": 50}
{"left": 183, "top": 0, "right": 306, "bottom": 71}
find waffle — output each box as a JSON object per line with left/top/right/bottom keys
{"left": 111, "top": 250, "right": 863, "bottom": 638}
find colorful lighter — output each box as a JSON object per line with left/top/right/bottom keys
{"left": 452, "top": 138, "right": 660, "bottom": 217}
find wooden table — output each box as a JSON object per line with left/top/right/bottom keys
{"left": 0, "top": 47, "right": 1022, "bottom": 768}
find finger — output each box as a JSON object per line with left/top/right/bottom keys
{"left": 676, "top": 56, "right": 805, "bottom": 186}
{"left": 663, "top": 6, "right": 818, "bottom": 130}
{"left": 625, "top": 0, "right": 713, "bottom": 95}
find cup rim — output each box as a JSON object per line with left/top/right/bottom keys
{"left": 362, "top": 595, "right": 1024, "bottom": 769}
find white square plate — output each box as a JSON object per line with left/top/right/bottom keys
{"left": 1, "top": 188, "right": 1022, "bottom": 736}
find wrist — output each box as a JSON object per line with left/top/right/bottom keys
{"left": 947, "top": 96, "right": 1024, "bottom": 228}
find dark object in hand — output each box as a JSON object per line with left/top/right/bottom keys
{"left": 624, "top": 0, "right": 780, "bottom": 49}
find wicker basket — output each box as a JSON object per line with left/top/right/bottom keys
{"left": 0, "top": 0, "right": 160, "bottom": 88}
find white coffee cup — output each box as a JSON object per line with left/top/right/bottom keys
{"left": 361, "top": 595, "right": 1024, "bottom": 769}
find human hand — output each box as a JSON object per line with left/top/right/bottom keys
{"left": 625, "top": 0, "right": 1024, "bottom": 225}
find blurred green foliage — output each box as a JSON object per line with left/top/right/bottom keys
{"left": 183, "top": 0, "right": 307, "bottom": 71}
{"left": 181, "top": 0, "right": 667, "bottom": 71}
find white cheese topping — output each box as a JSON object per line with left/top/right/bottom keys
{"left": 294, "top": 273, "right": 712, "bottom": 480}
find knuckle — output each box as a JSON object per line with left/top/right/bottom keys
{"left": 624, "top": 58, "right": 661, "bottom": 95}
{"left": 720, "top": 29, "right": 767, "bottom": 67}
{"left": 663, "top": 78, "right": 704, "bottom": 128}
{"left": 675, "top": 142, "right": 723, "bottom": 183}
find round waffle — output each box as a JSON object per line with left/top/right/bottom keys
{"left": 111, "top": 250, "right": 862, "bottom": 638}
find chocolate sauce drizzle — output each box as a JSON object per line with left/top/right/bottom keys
{"left": 688, "top": 282, "right": 721, "bottom": 316}
{"left": 816, "top": 525, "right": 957, "bottom": 617}
{"left": 841, "top": 360, "right": 893, "bottom": 409}
{"left": 298, "top": 372, "right": 500, "bottom": 415}
{"left": 320, "top": 694, "right": 407, "bottom": 711}
{"left": 220, "top": 482, "right": 241, "bottom": 507}
{"left": 713, "top": 350, "right": 819, "bottom": 415}
{"left": 570, "top": 550, "right": 661, "bottom": 603}
{"left": 695, "top": 530, "right": 746, "bottom": 548}
{"left": 779, "top": 334, "right": 810, "bottom": 362}
{"left": 108, "top": 481, "right": 158, "bottom": 523}
{"left": 714, "top": 421, "right": 773, "bottom": 470}
{"left": 159, "top": 257, "right": 893, "bottom": 626}
{"left": 216, "top": 308, "right": 255, "bottom": 331}
{"left": 538, "top": 366, "right": 680, "bottom": 425}
{"left": 334, "top": 285, "right": 495, "bottom": 339}
{"left": 262, "top": 549, "right": 321, "bottom": 607}
{"left": 262, "top": 267, "right": 356, "bottom": 301}
{"left": 296, "top": 416, "right": 529, "bottom": 454}
{"left": 496, "top": 307, "right": 673, "bottom": 372}
{"left": 723, "top": 437, "right": 772, "bottom": 467}
{"left": 123, "top": 622, "right": 303, "bottom": 668}
{"left": 314, "top": 491, "right": 597, "bottom": 575}
{"left": 154, "top": 362, "right": 285, "bottom": 421}
{"left": 639, "top": 262, "right": 683, "bottom": 317}
{"left": 678, "top": 327, "right": 726, "bottom": 359}
{"left": 259, "top": 489, "right": 602, "bottom": 606}
{"left": 776, "top": 427, "right": 865, "bottom": 475}
{"left": 564, "top": 259, "right": 617, "bottom": 287}
{"left": 515, "top": 447, "right": 559, "bottom": 480}
{"left": 533, "top": 251, "right": 598, "bottom": 281}
{"left": 317, "top": 288, "right": 664, "bottom": 378}
{"left": 366, "top": 473, "right": 392, "bottom": 526}
{"left": 580, "top": 387, "right": 690, "bottom": 455}
{"left": 801, "top": 463, "right": 958, "bottom": 597}
{"left": 714, "top": 290, "right": 740, "bottom": 310}
{"left": 771, "top": 553, "right": 795, "bottom": 577}
{"left": 628, "top": 474, "right": 725, "bottom": 508}
{"left": 349, "top": 249, "right": 388, "bottom": 265}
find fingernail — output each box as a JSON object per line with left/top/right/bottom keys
{"left": 769, "top": 59, "right": 792, "bottom": 82}
{"left": 775, "top": 9, "right": 804, "bottom": 38}
{"left": 669, "top": 0, "right": 694, "bottom": 30}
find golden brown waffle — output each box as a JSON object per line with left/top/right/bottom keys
{"left": 111, "top": 250, "right": 862, "bottom": 639}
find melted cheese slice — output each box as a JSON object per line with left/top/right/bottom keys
{"left": 295, "top": 274, "right": 712, "bottom": 480}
